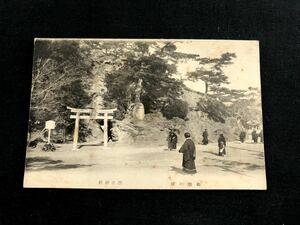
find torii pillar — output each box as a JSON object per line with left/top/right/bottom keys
{"left": 67, "top": 107, "right": 117, "bottom": 150}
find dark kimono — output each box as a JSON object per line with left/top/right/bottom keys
{"left": 179, "top": 138, "right": 196, "bottom": 173}
{"left": 239, "top": 131, "right": 246, "bottom": 143}
{"left": 167, "top": 132, "right": 177, "bottom": 150}
{"left": 202, "top": 131, "right": 209, "bottom": 145}
{"left": 218, "top": 136, "right": 226, "bottom": 156}
{"left": 252, "top": 130, "right": 258, "bottom": 143}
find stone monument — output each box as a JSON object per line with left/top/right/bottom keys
{"left": 132, "top": 78, "right": 145, "bottom": 120}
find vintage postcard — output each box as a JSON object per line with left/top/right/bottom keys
{"left": 23, "top": 39, "right": 266, "bottom": 189}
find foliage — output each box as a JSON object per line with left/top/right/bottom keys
{"left": 103, "top": 43, "right": 186, "bottom": 115}
{"left": 228, "top": 98, "right": 262, "bottom": 127}
{"left": 162, "top": 99, "right": 189, "bottom": 119}
{"left": 226, "top": 86, "right": 262, "bottom": 127}
{"left": 187, "top": 53, "right": 236, "bottom": 94}
{"left": 196, "top": 97, "right": 230, "bottom": 123}
{"left": 209, "top": 86, "right": 247, "bottom": 103}
{"left": 104, "top": 55, "right": 183, "bottom": 113}
{"left": 29, "top": 40, "right": 250, "bottom": 143}
{"left": 29, "top": 40, "right": 93, "bottom": 138}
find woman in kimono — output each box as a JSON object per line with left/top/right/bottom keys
{"left": 202, "top": 129, "right": 209, "bottom": 145}
{"left": 179, "top": 132, "right": 197, "bottom": 173}
{"left": 239, "top": 130, "right": 246, "bottom": 143}
{"left": 167, "top": 130, "right": 178, "bottom": 150}
{"left": 252, "top": 130, "right": 258, "bottom": 143}
{"left": 218, "top": 134, "right": 226, "bottom": 156}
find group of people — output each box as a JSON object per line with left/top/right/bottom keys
{"left": 166, "top": 129, "right": 229, "bottom": 174}
{"left": 239, "top": 129, "right": 264, "bottom": 143}
{"left": 167, "top": 130, "right": 197, "bottom": 173}
{"left": 201, "top": 129, "right": 226, "bottom": 156}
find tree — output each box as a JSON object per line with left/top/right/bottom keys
{"left": 31, "top": 40, "right": 91, "bottom": 106}
{"left": 102, "top": 41, "right": 199, "bottom": 118}
{"left": 226, "top": 86, "right": 262, "bottom": 127}
{"left": 209, "top": 86, "right": 246, "bottom": 103}
{"left": 196, "top": 96, "right": 230, "bottom": 123}
{"left": 228, "top": 98, "right": 262, "bottom": 127}
{"left": 187, "top": 53, "right": 236, "bottom": 95}
{"left": 103, "top": 54, "right": 183, "bottom": 115}
{"left": 29, "top": 39, "right": 93, "bottom": 136}
{"left": 162, "top": 99, "right": 189, "bottom": 119}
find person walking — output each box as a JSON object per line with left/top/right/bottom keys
{"left": 252, "top": 129, "right": 258, "bottom": 143}
{"left": 239, "top": 130, "right": 246, "bottom": 143}
{"left": 179, "top": 132, "right": 197, "bottom": 173}
{"left": 167, "top": 130, "right": 177, "bottom": 150}
{"left": 202, "top": 129, "right": 209, "bottom": 145}
{"left": 218, "top": 134, "right": 226, "bottom": 156}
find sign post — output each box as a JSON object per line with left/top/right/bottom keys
{"left": 45, "top": 120, "right": 56, "bottom": 144}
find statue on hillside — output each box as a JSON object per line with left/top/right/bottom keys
{"left": 126, "top": 78, "right": 145, "bottom": 120}
{"left": 134, "top": 78, "right": 143, "bottom": 103}
{"left": 132, "top": 78, "right": 145, "bottom": 120}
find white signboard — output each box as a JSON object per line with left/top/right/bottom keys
{"left": 45, "top": 120, "right": 56, "bottom": 130}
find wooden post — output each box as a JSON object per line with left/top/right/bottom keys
{"left": 73, "top": 112, "right": 80, "bottom": 150}
{"left": 47, "top": 129, "right": 51, "bottom": 144}
{"left": 103, "top": 113, "right": 108, "bottom": 147}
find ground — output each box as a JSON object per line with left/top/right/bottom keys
{"left": 23, "top": 141, "right": 266, "bottom": 189}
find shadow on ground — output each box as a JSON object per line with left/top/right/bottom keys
{"left": 25, "top": 157, "right": 94, "bottom": 171}
{"left": 169, "top": 166, "right": 197, "bottom": 175}
{"left": 226, "top": 144, "right": 263, "bottom": 153}
{"left": 202, "top": 157, "right": 264, "bottom": 176}
{"left": 78, "top": 142, "right": 103, "bottom": 149}
{"left": 202, "top": 150, "right": 219, "bottom": 156}
{"left": 250, "top": 151, "right": 265, "bottom": 160}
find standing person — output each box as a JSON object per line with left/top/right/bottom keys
{"left": 218, "top": 134, "right": 226, "bottom": 156}
{"left": 179, "top": 132, "right": 197, "bottom": 173}
{"left": 202, "top": 129, "right": 209, "bottom": 145}
{"left": 107, "top": 120, "right": 113, "bottom": 142}
{"left": 252, "top": 129, "right": 258, "bottom": 143}
{"left": 167, "top": 130, "right": 177, "bottom": 150}
{"left": 167, "top": 131, "right": 172, "bottom": 150}
{"left": 239, "top": 130, "right": 246, "bottom": 143}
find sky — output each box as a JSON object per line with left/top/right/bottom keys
{"left": 173, "top": 40, "right": 261, "bottom": 92}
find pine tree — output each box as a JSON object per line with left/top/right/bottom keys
{"left": 102, "top": 42, "right": 197, "bottom": 118}
{"left": 187, "top": 53, "right": 236, "bottom": 95}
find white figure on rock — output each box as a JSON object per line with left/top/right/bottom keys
{"left": 132, "top": 78, "right": 145, "bottom": 120}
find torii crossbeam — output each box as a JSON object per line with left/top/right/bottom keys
{"left": 67, "top": 107, "right": 117, "bottom": 150}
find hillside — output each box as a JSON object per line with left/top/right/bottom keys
{"left": 92, "top": 85, "right": 242, "bottom": 147}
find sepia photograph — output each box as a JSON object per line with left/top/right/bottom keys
{"left": 23, "top": 39, "right": 266, "bottom": 189}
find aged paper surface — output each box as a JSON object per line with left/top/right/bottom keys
{"left": 24, "top": 39, "right": 266, "bottom": 189}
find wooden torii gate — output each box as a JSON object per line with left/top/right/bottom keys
{"left": 67, "top": 107, "right": 117, "bottom": 150}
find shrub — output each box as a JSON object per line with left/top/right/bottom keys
{"left": 196, "top": 97, "right": 230, "bottom": 123}
{"left": 162, "top": 99, "right": 188, "bottom": 120}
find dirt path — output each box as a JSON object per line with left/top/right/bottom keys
{"left": 23, "top": 142, "right": 266, "bottom": 189}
